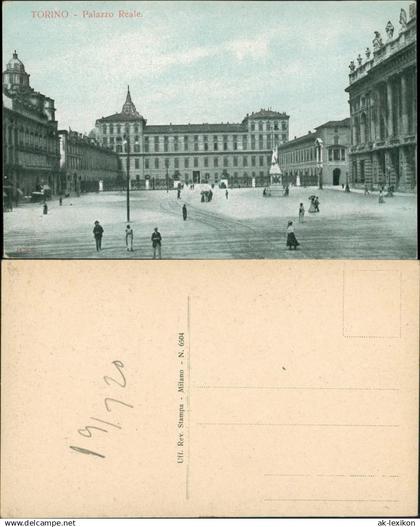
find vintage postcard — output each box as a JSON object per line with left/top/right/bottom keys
{"left": 2, "top": 0, "right": 417, "bottom": 259}
{"left": 1, "top": 0, "right": 419, "bottom": 521}
{"left": 1, "top": 259, "right": 418, "bottom": 517}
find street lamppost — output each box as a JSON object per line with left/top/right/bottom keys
{"left": 387, "top": 163, "right": 392, "bottom": 189}
{"left": 315, "top": 138, "right": 324, "bottom": 189}
{"left": 165, "top": 159, "right": 169, "bottom": 193}
{"left": 345, "top": 170, "right": 350, "bottom": 192}
{"left": 123, "top": 124, "right": 137, "bottom": 222}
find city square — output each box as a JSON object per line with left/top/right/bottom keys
{"left": 2, "top": 1, "right": 417, "bottom": 259}
{"left": 4, "top": 186, "right": 417, "bottom": 259}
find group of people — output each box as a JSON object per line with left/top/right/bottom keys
{"left": 200, "top": 189, "right": 213, "bottom": 202}
{"left": 92, "top": 220, "right": 163, "bottom": 258}
{"left": 364, "top": 184, "right": 394, "bottom": 204}
{"left": 308, "top": 195, "right": 320, "bottom": 213}
{"left": 286, "top": 196, "right": 321, "bottom": 250}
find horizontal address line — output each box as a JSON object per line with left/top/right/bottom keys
{"left": 196, "top": 423, "right": 399, "bottom": 428}
{"left": 263, "top": 499, "right": 399, "bottom": 503}
{"left": 194, "top": 386, "right": 399, "bottom": 391}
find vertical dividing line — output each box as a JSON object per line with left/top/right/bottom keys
{"left": 342, "top": 268, "right": 345, "bottom": 337}
{"left": 186, "top": 295, "right": 191, "bottom": 500}
{"left": 399, "top": 270, "right": 402, "bottom": 338}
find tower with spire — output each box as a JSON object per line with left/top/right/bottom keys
{"left": 95, "top": 87, "right": 147, "bottom": 184}
{"left": 121, "top": 86, "right": 140, "bottom": 117}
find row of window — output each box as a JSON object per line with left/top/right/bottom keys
{"left": 18, "top": 151, "right": 55, "bottom": 168}
{"left": 279, "top": 146, "right": 317, "bottom": 165}
{"left": 66, "top": 155, "right": 118, "bottom": 171}
{"left": 103, "top": 134, "right": 287, "bottom": 153}
{"left": 249, "top": 121, "right": 288, "bottom": 132}
{"left": 5, "top": 125, "right": 58, "bottom": 153}
{"left": 133, "top": 155, "right": 272, "bottom": 170}
{"left": 135, "top": 171, "right": 269, "bottom": 182}
{"left": 101, "top": 121, "right": 288, "bottom": 135}
{"left": 279, "top": 146, "right": 346, "bottom": 165}
{"left": 102, "top": 124, "right": 140, "bottom": 134}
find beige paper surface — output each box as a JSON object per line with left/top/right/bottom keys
{"left": 1, "top": 260, "right": 418, "bottom": 518}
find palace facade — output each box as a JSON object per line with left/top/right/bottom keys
{"left": 58, "top": 129, "right": 121, "bottom": 194}
{"left": 2, "top": 51, "right": 60, "bottom": 200}
{"left": 95, "top": 88, "right": 290, "bottom": 188}
{"left": 277, "top": 119, "right": 351, "bottom": 187}
{"left": 345, "top": 3, "right": 417, "bottom": 191}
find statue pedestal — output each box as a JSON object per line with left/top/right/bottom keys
{"left": 269, "top": 182, "right": 284, "bottom": 196}
{"left": 269, "top": 171, "right": 283, "bottom": 197}
{"left": 268, "top": 150, "right": 284, "bottom": 197}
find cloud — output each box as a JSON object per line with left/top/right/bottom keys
{"left": 225, "top": 36, "right": 270, "bottom": 61}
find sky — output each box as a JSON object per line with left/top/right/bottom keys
{"left": 2, "top": 0, "right": 412, "bottom": 138}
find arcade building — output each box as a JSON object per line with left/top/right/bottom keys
{"left": 2, "top": 51, "right": 60, "bottom": 201}
{"left": 95, "top": 88, "right": 290, "bottom": 189}
{"left": 345, "top": 3, "right": 417, "bottom": 191}
{"left": 58, "top": 129, "right": 121, "bottom": 194}
{"left": 277, "top": 119, "right": 351, "bottom": 187}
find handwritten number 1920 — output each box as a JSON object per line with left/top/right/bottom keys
{"left": 69, "top": 360, "right": 133, "bottom": 459}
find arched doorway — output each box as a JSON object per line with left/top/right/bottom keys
{"left": 333, "top": 168, "right": 341, "bottom": 185}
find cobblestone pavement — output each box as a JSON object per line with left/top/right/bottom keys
{"left": 3, "top": 187, "right": 417, "bottom": 259}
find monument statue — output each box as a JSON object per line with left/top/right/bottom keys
{"left": 409, "top": 3, "right": 416, "bottom": 19}
{"left": 372, "top": 31, "right": 383, "bottom": 50}
{"left": 365, "top": 47, "right": 371, "bottom": 59}
{"left": 269, "top": 148, "right": 283, "bottom": 195}
{"left": 349, "top": 60, "right": 355, "bottom": 72}
{"left": 385, "top": 21, "right": 394, "bottom": 39}
{"left": 357, "top": 54, "right": 362, "bottom": 66}
{"left": 271, "top": 148, "right": 278, "bottom": 166}
{"left": 399, "top": 8, "right": 408, "bottom": 31}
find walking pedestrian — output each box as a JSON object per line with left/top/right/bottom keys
{"left": 125, "top": 224, "right": 134, "bottom": 251}
{"left": 225, "top": 189, "right": 229, "bottom": 199}
{"left": 286, "top": 221, "right": 300, "bottom": 250}
{"left": 43, "top": 203, "right": 48, "bottom": 215}
{"left": 314, "top": 196, "right": 320, "bottom": 212}
{"left": 59, "top": 196, "right": 63, "bottom": 206}
{"left": 298, "top": 203, "right": 305, "bottom": 223}
{"left": 378, "top": 190, "right": 385, "bottom": 204}
{"left": 308, "top": 196, "right": 316, "bottom": 213}
{"left": 182, "top": 204, "right": 187, "bottom": 221}
{"left": 93, "top": 220, "right": 104, "bottom": 251}
{"left": 177, "top": 188, "right": 181, "bottom": 199}
{"left": 151, "top": 227, "right": 162, "bottom": 259}
{"left": 364, "top": 184, "right": 369, "bottom": 195}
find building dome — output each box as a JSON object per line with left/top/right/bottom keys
{"left": 7, "top": 51, "right": 26, "bottom": 73}
{"left": 3, "top": 51, "right": 30, "bottom": 92}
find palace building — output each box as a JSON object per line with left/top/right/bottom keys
{"left": 58, "top": 129, "right": 121, "bottom": 194}
{"left": 95, "top": 88, "right": 290, "bottom": 189}
{"left": 2, "top": 51, "right": 60, "bottom": 200}
{"left": 345, "top": 3, "right": 417, "bottom": 191}
{"left": 277, "top": 118, "right": 351, "bottom": 187}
